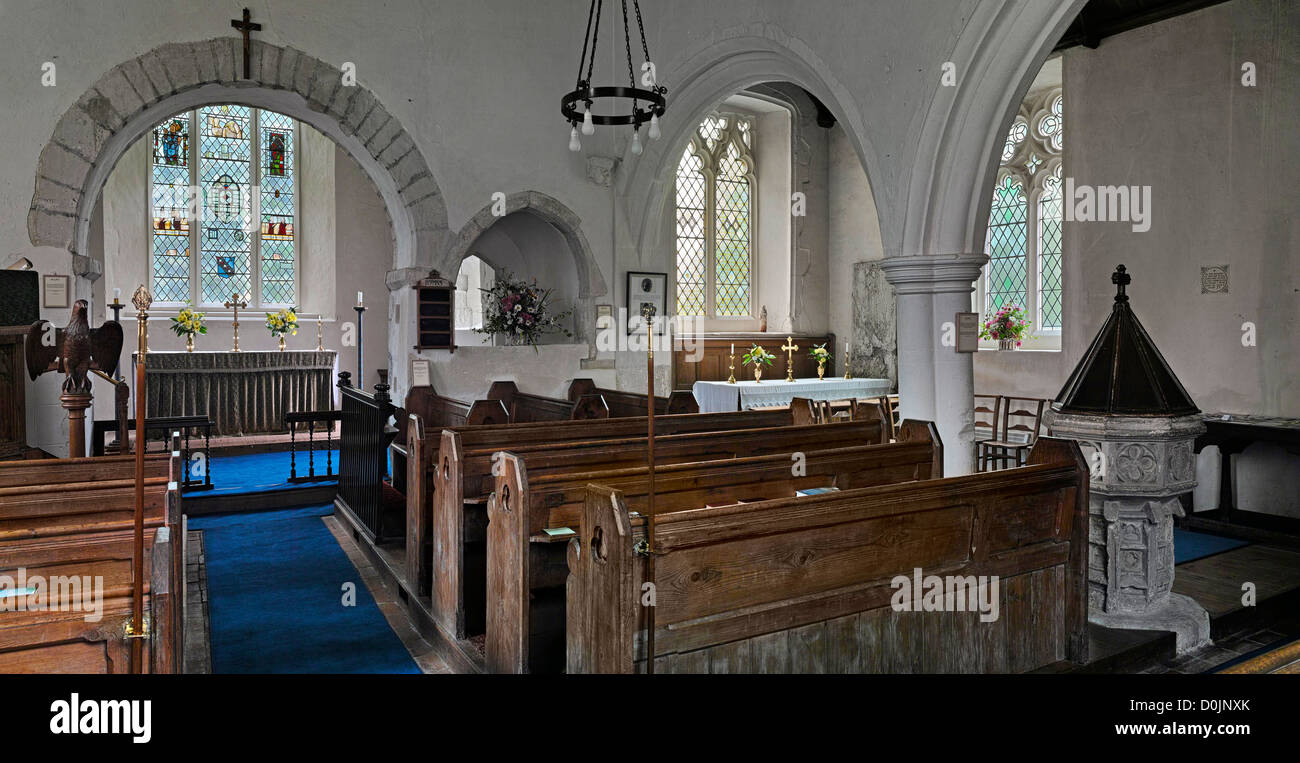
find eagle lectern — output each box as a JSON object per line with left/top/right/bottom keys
{"left": 25, "top": 299, "right": 124, "bottom": 458}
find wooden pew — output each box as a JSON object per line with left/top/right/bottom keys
{"left": 567, "top": 378, "right": 699, "bottom": 417}
{"left": 404, "top": 406, "right": 800, "bottom": 605}
{"left": 486, "top": 421, "right": 940, "bottom": 673}
{"left": 566, "top": 437, "right": 1089, "bottom": 673}
{"left": 0, "top": 452, "right": 168, "bottom": 488}
{"left": 390, "top": 387, "right": 509, "bottom": 495}
{"left": 0, "top": 442, "right": 184, "bottom": 673}
{"left": 428, "top": 416, "right": 889, "bottom": 640}
{"left": 0, "top": 526, "right": 177, "bottom": 673}
{"left": 488, "top": 380, "right": 609, "bottom": 422}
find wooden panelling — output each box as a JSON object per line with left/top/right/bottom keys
{"left": 673, "top": 333, "right": 834, "bottom": 388}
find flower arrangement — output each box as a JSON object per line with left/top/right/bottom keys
{"left": 742, "top": 344, "right": 775, "bottom": 382}
{"left": 474, "top": 271, "right": 573, "bottom": 350}
{"left": 808, "top": 343, "right": 832, "bottom": 379}
{"left": 980, "top": 303, "right": 1032, "bottom": 348}
{"left": 265, "top": 307, "right": 299, "bottom": 337}
{"left": 266, "top": 307, "right": 299, "bottom": 350}
{"left": 170, "top": 305, "right": 206, "bottom": 352}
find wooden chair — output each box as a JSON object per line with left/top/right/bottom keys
{"left": 978, "top": 396, "right": 1045, "bottom": 470}
{"left": 973, "top": 393, "right": 1002, "bottom": 472}
{"left": 876, "top": 394, "right": 901, "bottom": 441}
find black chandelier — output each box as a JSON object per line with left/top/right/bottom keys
{"left": 562, "top": 0, "right": 667, "bottom": 154}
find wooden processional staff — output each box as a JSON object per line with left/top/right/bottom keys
{"left": 129, "top": 285, "right": 152, "bottom": 671}
{"left": 644, "top": 315, "right": 658, "bottom": 674}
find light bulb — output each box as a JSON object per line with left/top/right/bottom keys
{"left": 630, "top": 129, "right": 643, "bottom": 156}
{"left": 581, "top": 107, "right": 595, "bottom": 136}
{"left": 648, "top": 113, "right": 661, "bottom": 141}
{"left": 568, "top": 127, "right": 581, "bottom": 152}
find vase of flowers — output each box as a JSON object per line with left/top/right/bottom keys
{"left": 809, "top": 343, "right": 832, "bottom": 380}
{"left": 266, "top": 307, "right": 299, "bottom": 351}
{"left": 980, "top": 303, "right": 1032, "bottom": 350}
{"left": 474, "top": 271, "right": 573, "bottom": 350}
{"left": 169, "top": 305, "right": 207, "bottom": 352}
{"left": 742, "top": 345, "right": 775, "bottom": 383}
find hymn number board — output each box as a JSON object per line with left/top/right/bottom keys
{"left": 415, "top": 271, "right": 455, "bottom": 352}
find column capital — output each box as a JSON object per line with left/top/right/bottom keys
{"left": 878, "top": 253, "right": 987, "bottom": 295}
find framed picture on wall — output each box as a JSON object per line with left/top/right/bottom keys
{"left": 626, "top": 271, "right": 667, "bottom": 336}
{"left": 42, "top": 275, "right": 70, "bottom": 309}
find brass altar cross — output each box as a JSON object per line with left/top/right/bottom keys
{"left": 782, "top": 336, "right": 799, "bottom": 382}
{"left": 224, "top": 292, "right": 247, "bottom": 352}
{"left": 230, "top": 8, "right": 262, "bottom": 80}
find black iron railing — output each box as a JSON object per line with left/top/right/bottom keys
{"left": 92, "top": 415, "right": 215, "bottom": 492}
{"left": 336, "top": 373, "right": 398, "bottom": 541}
{"left": 284, "top": 410, "right": 343, "bottom": 483}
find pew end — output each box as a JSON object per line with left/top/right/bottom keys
{"left": 896, "top": 419, "right": 944, "bottom": 478}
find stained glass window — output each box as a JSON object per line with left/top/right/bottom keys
{"left": 985, "top": 175, "right": 1027, "bottom": 315}
{"left": 673, "top": 113, "right": 755, "bottom": 318}
{"left": 150, "top": 113, "right": 192, "bottom": 303}
{"left": 258, "top": 109, "right": 296, "bottom": 305}
{"left": 148, "top": 105, "right": 298, "bottom": 308}
{"left": 1038, "top": 165, "right": 1063, "bottom": 329}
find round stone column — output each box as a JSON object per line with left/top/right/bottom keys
{"left": 879, "top": 253, "right": 986, "bottom": 476}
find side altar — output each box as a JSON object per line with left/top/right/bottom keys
{"left": 133, "top": 350, "right": 337, "bottom": 436}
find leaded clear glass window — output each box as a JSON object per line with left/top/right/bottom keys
{"left": 148, "top": 105, "right": 299, "bottom": 308}
{"left": 674, "top": 113, "right": 755, "bottom": 318}
{"left": 979, "top": 86, "right": 1063, "bottom": 345}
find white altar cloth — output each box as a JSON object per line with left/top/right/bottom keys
{"left": 692, "top": 377, "right": 893, "bottom": 414}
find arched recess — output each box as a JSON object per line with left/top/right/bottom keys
{"left": 618, "top": 34, "right": 883, "bottom": 266}
{"left": 441, "top": 191, "right": 605, "bottom": 350}
{"left": 27, "top": 37, "right": 449, "bottom": 296}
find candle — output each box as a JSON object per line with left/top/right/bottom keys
{"left": 113, "top": 288, "right": 121, "bottom": 300}
{"left": 357, "top": 291, "right": 364, "bottom": 307}
{"left": 730, "top": 343, "right": 735, "bottom": 354}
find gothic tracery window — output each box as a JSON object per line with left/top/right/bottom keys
{"left": 674, "top": 113, "right": 755, "bottom": 317}
{"left": 149, "top": 105, "right": 299, "bottom": 308}
{"left": 981, "top": 87, "right": 1063, "bottom": 342}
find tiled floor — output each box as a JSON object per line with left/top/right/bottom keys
{"left": 1138, "top": 624, "right": 1297, "bottom": 674}
{"left": 183, "top": 530, "right": 213, "bottom": 674}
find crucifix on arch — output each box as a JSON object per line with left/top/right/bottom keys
{"left": 230, "top": 7, "right": 262, "bottom": 80}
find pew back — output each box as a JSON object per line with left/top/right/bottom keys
{"left": 487, "top": 423, "right": 941, "bottom": 672}
{"left": 567, "top": 437, "right": 1088, "bottom": 673}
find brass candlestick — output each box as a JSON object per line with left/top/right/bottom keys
{"left": 781, "top": 336, "right": 799, "bottom": 382}
{"left": 316, "top": 316, "right": 324, "bottom": 351}
{"left": 844, "top": 348, "right": 852, "bottom": 379}
{"left": 223, "top": 292, "right": 247, "bottom": 352}
{"left": 727, "top": 352, "right": 737, "bottom": 384}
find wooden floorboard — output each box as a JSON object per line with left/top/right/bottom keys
{"left": 1173, "top": 544, "right": 1300, "bottom": 617}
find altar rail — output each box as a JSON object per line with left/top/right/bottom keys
{"left": 285, "top": 410, "right": 343, "bottom": 483}
{"left": 336, "top": 375, "right": 398, "bottom": 542}
{"left": 91, "top": 415, "right": 214, "bottom": 492}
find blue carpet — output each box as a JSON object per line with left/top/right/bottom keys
{"left": 189, "top": 504, "right": 419, "bottom": 674}
{"left": 1174, "top": 528, "right": 1249, "bottom": 565}
{"left": 192, "top": 449, "right": 392, "bottom": 496}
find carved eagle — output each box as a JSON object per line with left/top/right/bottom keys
{"left": 25, "top": 299, "right": 124, "bottom": 393}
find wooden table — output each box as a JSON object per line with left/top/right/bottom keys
{"left": 1192, "top": 413, "right": 1300, "bottom": 527}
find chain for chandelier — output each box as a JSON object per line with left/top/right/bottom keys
{"left": 562, "top": 0, "right": 667, "bottom": 154}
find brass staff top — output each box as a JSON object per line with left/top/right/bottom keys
{"left": 131, "top": 285, "right": 152, "bottom": 354}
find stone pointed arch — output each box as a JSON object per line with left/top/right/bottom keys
{"left": 617, "top": 33, "right": 882, "bottom": 265}
{"left": 441, "top": 191, "right": 606, "bottom": 349}
{"left": 27, "top": 37, "right": 449, "bottom": 282}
